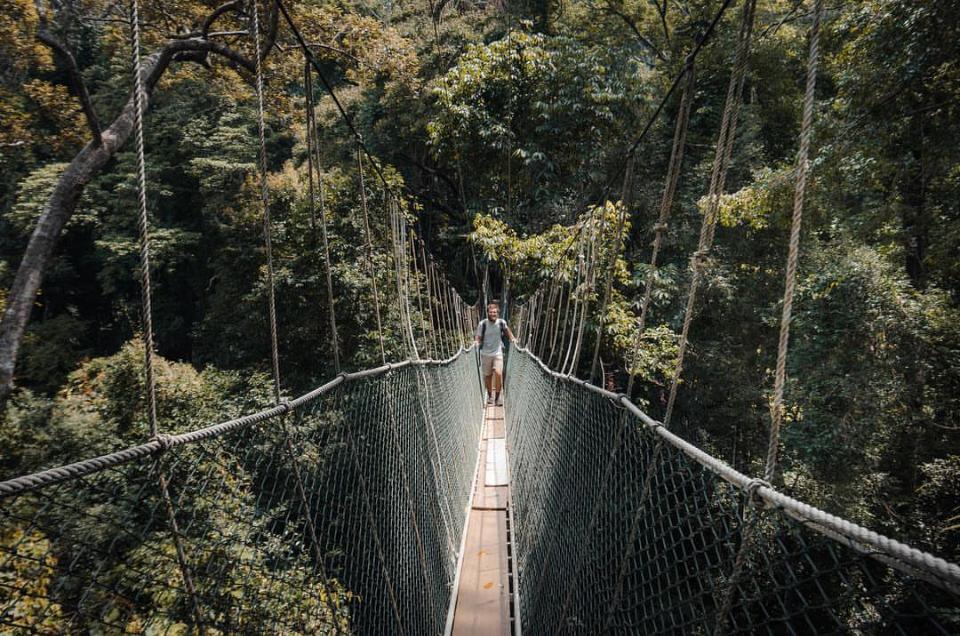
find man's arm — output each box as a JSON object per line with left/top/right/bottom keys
{"left": 504, "top": 324, "right": 517, "bottom": 343}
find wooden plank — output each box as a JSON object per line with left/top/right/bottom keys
{"left": 449, "top": 401, "right": 517, "bottom": 636}
{"left": 485, "top": 438, "right": 509, "bottom": 486}
{"left": 473, "top": 485, "right": 509, "bottom": 510}
{"left": 451, "top": 510, "right": 511, "bottom": 636}
{"left": 483, "top": 418, "right": 505, "bottom": 440}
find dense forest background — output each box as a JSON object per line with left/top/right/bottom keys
{"left": 1, "top": 0, "right": 959, "bottom": 575}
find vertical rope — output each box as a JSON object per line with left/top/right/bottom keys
{"left": 251, "top": 0, "right": 282, "bottom": 401}
{"left": 567, "top": 213, "right": 601, "bottom": 374}
{"left": 559, "top": 232, "right": 587, "bottom": 373}
{"left": 131, "top": 0, "right": 157, "bottom": 437}
{"left": 764, "top": 0, "right": 823, "bottom": 484}
{"left": 304, "top": 60, "right": 341, "bottom": 373}
{"left": 419, "top": 240, "right": 437, "bottom": 358}
{"left": 390, "top": 202, "right": 419, "bottom": 360}
{"left": 662, "top": 0, "right": 756, "bottom": 431}
{"left": 625, "top": 59, "right": 697, "bottom": 398}
{"left": 410, "top": 234, "right": 430, "bottom": 357}
{"left": 548, "top": 283, "right": 570, "bottom": 369}
{"left": 605, "top": 3, "right": 754, "bottom": 625}
{"left": 253, "top": 8, "right": 348, "bottom": 631}
{"left": 130, "top": 0, "right": 203, "bottom": 629}
{"left": 357, "top": 146, "right": 387, "bottom": 364}
{"left": 714, "top": 5, "right": 824, "bottom": 634}
{"left": 589, "top": 155, "right": 634, "bottom": 383}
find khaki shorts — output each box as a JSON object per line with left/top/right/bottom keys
{"left": 480, "top": 352, "right": 504, "bottom": 377}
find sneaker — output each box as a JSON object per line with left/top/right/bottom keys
{"left": 495, "top": 395, "right": 503, "bottom": 407}
{"left": 486, "top": 395, "right": 495, "bottom": 405}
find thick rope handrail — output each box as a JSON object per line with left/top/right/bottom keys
{"left": 0, "top": 347, "right": 475, "bottom": 499}
{"left": 512, "top": 345, "right": 960, "bottom": 593}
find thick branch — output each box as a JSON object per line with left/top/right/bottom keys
{"left": 0, "top": 34, "right": 256, "bottom": 401}
{"left": 202, "top": 0, "right": 244, "bottom": 37}
{"left": 37, "top": 29, "right": 103, "bottom": 145}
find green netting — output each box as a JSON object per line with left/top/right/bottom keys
{"left": 0, "top": 351, "right": 482, "bottom": 634}
{"left": 504, "top": 347, "right": 960, "bottom": 635}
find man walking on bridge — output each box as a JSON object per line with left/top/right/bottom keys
{"left": 475, "top": 302, "right": 515, "bottom": 406}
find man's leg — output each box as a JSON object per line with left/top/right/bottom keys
{"left": 493, "top": 355, "right": 504, "bottom": 405}
{"left": 481, "top": 355, "right": 494, "bottom": 403}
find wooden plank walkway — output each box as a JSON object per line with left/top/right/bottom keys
{"left": 447, "top": 404, "right": 517, "bottom": 635}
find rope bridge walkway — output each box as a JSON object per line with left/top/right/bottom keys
{"left": 2, "top": 0, "right": 960, "bottom": 633}
{"left": 2, "top": 347, "right": 958, "bottom": 634}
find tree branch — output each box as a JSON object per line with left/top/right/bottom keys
{"left": 37, "top": 28, "right": 103, "bottom": 145}
{"left": 202, "top": 0, "right": 244, "bottom": 37}
{"left": 602, "top": 4, "right": 667, "bottom": 62}
{"left": 0, "top": 30, "right": 260, "bottom": 401}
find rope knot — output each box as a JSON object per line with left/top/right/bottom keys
{"left": 744, "top": 478, "right": 771, "bottom": 504}
{"left": 151, "top": 433, "right": 174, "bottom": 453}
{"left": 278, "top": 398, "right": 291, "bottom": 412}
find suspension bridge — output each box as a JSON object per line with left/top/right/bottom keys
{"left": 2, "top": 0, "right": 959, "bottom": 633}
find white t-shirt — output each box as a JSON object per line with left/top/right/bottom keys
{"left": 476, "top": 318, "right": 508, "bottom": 356}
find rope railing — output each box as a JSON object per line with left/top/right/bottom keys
{"left": 503, "top": 345, "right": 960, "bottom": 634}
{"left": 0, "top": 347, "right": 482, "bottom": 633}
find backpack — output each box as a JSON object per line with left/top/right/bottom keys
{"left": 480, "top": 319, "right": 508, "bottom": 351}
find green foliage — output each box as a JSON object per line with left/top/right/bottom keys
{"left": 429, "top": 29, "right": 642, "bottom": 221}
{"left": 1, "top": 342, "right": 349, "bottom": 632}
{"left": 0, "top": 0, "right": 958, "bottom": 609}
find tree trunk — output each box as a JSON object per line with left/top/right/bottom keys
{"left": 0, "top": 36, "right": 255, "bottom": 400}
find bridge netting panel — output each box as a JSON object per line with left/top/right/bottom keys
{"left": 504, "top": 348, "right": 959, "bottom": 635}
{"left": 0, "top": 351, "right": 482, "bottom": 634}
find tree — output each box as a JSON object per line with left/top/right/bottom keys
{"left": 0, "top": 0, "right": 278, "bottom": 401}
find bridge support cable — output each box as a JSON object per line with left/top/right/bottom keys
{"left": 625, "top": 58, "right": 697, "bottom": 396}
{"left": 763, "top": 0, "right": 823, "bottom": 486}
{"left": 713, "top": 3, "right": 827, "bottom": 634}
{"left": 390, "top": 202, "right": 420, "bottom": 361}
{"left": 663, "top": 0, "right": 757, "bottom": 431}
{"left": 419, "top": 239, "right": 439, "bottom": 358}
{"left": 409, "top": 235, "right": 430, "bottom": 358}
{"left": 304, "top": 59, "right": 342, "bottom": 373}
{"left": 607, "top": 1, "right": 760, "bottom": 627}
{"left": 503, "top": 347, "right": 960, "bottom": 634}
{"left": 553, "top": 60, "right": 700, "bottom": 629}
{"left": 588, "top": 153, "right": 634, "bottom": 384}
{"left": 251, "top": 3, "right": 348, "bottom": 630}
{"left": 129, "top": 0, "right": 207, "bottom": 630}
{"left": 357, "top": 147, "right": 389, "bottom": 364}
